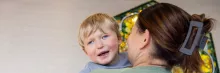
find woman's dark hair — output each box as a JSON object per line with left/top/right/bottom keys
{"left": 137, "top": 3, "right": 214, "bottom": 73}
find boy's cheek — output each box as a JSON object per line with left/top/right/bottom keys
{"left": 86, "top": 49, "right": 97, "bottom": 57}
{"left": 83, "top": 48, "right": 92, "bottom": 56}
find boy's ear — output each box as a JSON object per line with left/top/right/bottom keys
{"left": 118, "top": 36, "right": 122, "bottom": 44}
{"left": 82, "top": 48, "right": 88, "bottom": 55}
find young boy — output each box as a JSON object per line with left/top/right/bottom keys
{"left": 78, "top": 13, "right": 131, "bottom": 73}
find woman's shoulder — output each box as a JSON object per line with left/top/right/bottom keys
{"left": 91, "top": 66, "right": 171, "bottom": 73}
{"left": 128, "top": 66, "right": 172, "bottom": 73}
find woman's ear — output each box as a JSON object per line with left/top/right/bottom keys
{"left": 140, "top": 29, "right": 151, "bottom": 50}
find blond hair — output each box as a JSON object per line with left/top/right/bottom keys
{"left": 78, "top": 13, "right": 120, "bottom": 49}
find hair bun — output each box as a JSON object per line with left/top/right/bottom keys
{"left": 191, "top": 14, "right": 214, "bottom": 33}
{"left": 191, "top": 14, "right": 204, "bottom": 22}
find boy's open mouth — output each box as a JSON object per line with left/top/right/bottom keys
{"left": 98, "top": 51, "right": 109, "bottom": 56}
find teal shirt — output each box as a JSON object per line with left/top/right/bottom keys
{"left": 91, "top": 66, "right": 171, "bottom": 73}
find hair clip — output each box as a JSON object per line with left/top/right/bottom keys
{"left": 179, "top": 21, "right": 204, "bottom": 55}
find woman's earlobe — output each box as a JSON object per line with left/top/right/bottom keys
{"left": 142, "top": 29, "right": 150, "bottom": 47}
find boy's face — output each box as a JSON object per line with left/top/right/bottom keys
{"left": 83, "top": 26, "right": 119, "bottom": 65}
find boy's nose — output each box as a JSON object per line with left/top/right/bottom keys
{"left": 96, "top": 40, "right": 104, "bottom": 49}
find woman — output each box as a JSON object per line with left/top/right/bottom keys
{"left": 91, "top": 3, "right": 214, "bottom": 73}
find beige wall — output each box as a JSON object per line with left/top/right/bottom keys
{"left": 0, "top": 0, "right": 219, "bottom": 73}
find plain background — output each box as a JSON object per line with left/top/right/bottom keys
{"left": 0, "top": 0, "right": 219, "bottom": 73}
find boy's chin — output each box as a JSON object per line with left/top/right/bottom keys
{"left": 96, "top": 58, "right": 113, "bottom": 65}
{"left": 97, "top": 60, "right": 111, "bottom": 65}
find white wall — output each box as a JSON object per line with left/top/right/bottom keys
{"left": 0, "top": 0, "right": 219, "bottom": 73}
